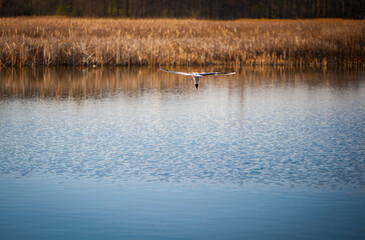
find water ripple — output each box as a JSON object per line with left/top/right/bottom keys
{"left": 1, "top": 67, "right": 365, "bottom": 189}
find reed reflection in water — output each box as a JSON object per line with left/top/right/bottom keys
{"left": 0, "top": 66, "right": 365, "bottom": 189}
{"left": 1, "top": 66, "right": 363, "bottom": 99}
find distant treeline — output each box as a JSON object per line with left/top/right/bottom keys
{"left": 1, "top": 0, "right": 364, "bottom": 19}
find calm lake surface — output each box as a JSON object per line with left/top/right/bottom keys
{"left": 1, "top": 66, "right": 365, "bottom": 240}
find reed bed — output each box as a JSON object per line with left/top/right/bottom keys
{"left": 0, "top": 17, "right": 364, "bottom": 67}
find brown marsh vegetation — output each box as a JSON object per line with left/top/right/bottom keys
{"left": 0, "top": 17, "right": 364, "bottom": 67}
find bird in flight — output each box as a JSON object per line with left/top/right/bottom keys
{"left": 159, "top": 68, "right": 236, "bottom": 89}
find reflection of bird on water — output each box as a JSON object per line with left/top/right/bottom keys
{"left": 159, "top": 68, "right": 236, "bottom": 89}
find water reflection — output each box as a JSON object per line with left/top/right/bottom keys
{"left": 1, "top": 66, "right": 363, "bottom": 99}
{"left": 1, "top": 66, "right": 364, "bottom": 189}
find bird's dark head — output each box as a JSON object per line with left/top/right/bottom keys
{"left": 195, "top": 84, "right": 199, "bottom": 89}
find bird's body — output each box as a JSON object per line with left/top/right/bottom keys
{"left": 159, "top": 68, "right": 236, "bottom": 89}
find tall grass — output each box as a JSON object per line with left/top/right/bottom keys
{"left": 0, "top": 17, "right": 364, "bottom": 67}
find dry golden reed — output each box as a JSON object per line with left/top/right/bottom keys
{"left": 0, "top": 17, "right": 364, "bottom": 67}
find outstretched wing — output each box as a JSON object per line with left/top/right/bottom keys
{"left": 199, "top": 72, "right": 237, "bottom": 76}
{"left": 159, "top": 68, "right": 192, "bottom": 76}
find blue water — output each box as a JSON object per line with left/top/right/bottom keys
{"left": 1, "top": 67, "right": 365, "bottom": 239}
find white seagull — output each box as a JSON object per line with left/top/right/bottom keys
{"left": 159, "top": 68, "right": 236, "bottom": 89}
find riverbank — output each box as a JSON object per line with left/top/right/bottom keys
{"left": 1, "top": 17, "right": 364, "bottom": 67}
